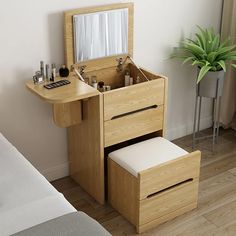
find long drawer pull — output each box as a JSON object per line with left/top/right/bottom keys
{"left": 147, "top": 178, "right": 194, "bottom": 199}
{"left": 111, "top": 105, "right": 158, "bottom": 120}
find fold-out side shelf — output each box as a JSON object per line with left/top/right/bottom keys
{"left": 26, "top": 76, "right": 99, "bottom": 128}
{"left": 26, "top": 76, "right": 99, "bottom": 104}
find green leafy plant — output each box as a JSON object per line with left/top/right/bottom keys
{"left": 172, "top": 26, "right": 236, "bottom": 83}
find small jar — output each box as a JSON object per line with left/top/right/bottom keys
{"left": 59, "top": 65, "right": 69, "bottom": 77}
{"left": 91, "top": 77, "right": 98, "bottom": 89}
{"left": 98, "top": 81, "right": 105, "bottom": 92}
{"left": 33, "top": 71, "right": 44, "bottom": 84}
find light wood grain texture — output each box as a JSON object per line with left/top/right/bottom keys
{"left": 108, "top": 159, "right": 138, "bottom": 226}
{"left": 162, "top": 75, "right": 168, "bottom": 137}
{"left": 138, "top": 202, "right": 198, "bottom": 234}
{"left": 103, "top": 78, "right": 165, "bottom": 121}
{"left": 26, "top": 76, "right": 99, "bottom": 103}
{"left": 229, "top": 167, "right": 236, "bottom": 176}
{"left": 86, "top": 65, "right": 129, "bottom": 90}
{"left": 139, "top": 151, "right": 201, "bottom": 200}
{"left": 104, "top": 106, "right": 163, "bottom": 147}
{"left": 108, "top": 148, "right": 200, "bottom": 233}
{"left": 203, "top": 199, "right": 236, "bottom": 227}
{"left": 53, "top": 100, "right": 82, "bottom": 127}
{"left": 213, "top": 222, "right": 236, "bottom": 236}
{"left": 129, "top": 63, "right": 150, "bottom": 83}
{"left": 200, "top": 151, "right": 236, "bottom": 181}
{"left": 68, "top": 95, "right": 105, "bottom": 204}
{"left": 140, "top": 67, "right": 167, "bottom": 81}
{"left": 138, "top": 181, "right": 199, "bottom": 232}
{"left": 64, "top": 3, "right": 134, "bottom": 70}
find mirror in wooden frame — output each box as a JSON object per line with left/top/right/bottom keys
{"left": 64, "top": 3, "right": 133, "bottom": 71}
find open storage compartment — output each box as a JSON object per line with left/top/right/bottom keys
{"left": 85, "top": 63, "right": 167, "bottom": 147}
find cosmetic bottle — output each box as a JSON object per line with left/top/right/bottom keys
{"left": 125, "top": 71, "right": 130, "bottom": 86}
{"left": 84, "top": 76, "right": 90, "bottom": 84}
{"left": 91, "top": 76, "right": 98, "bottom": 89}
{"left": 40, "top": 61, "right": 45, "bottom": 80}
{"left": 59, "top": 65, "right": 69, "bottom": 77}
{"left": 129, "top": 77, "right": 133, "bottom": 85}
{"left": 45, "top": 64, "right": 50, "bottom": 81}
{"left": 51, "top": 63, "right": 56, "bottom": 81}
{"left": 33, "top": 71, "right": 44, "bottom": 84}
{"left": 98, "top": 81, "right": 105, "bottom": 92}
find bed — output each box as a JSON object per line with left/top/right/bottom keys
{"left": 0, "top": 133, "right": 110, "bottom": 235}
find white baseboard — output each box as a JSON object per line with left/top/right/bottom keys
{"left": 41, "top": 162, "right": 69, "bottom": 181}
{"left": 41, "top": 116, "right": 212, "bottom": 181}
{"left": 166, "top": 116, "right": 213, "bottom": 141}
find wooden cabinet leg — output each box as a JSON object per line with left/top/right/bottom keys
{"left": 68, "top": 95, "right": 105, "bottom": 204}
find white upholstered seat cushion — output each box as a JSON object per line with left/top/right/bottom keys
{"left": 108, "top": 137, "right": 188, "bottom": 177}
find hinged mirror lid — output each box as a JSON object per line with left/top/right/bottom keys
{"left": 64, "top": 3, "right": 134, "bottom": 72}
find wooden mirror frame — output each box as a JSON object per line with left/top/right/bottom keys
{"left": 64, "top": 3, "right": 134, "bottom": 71}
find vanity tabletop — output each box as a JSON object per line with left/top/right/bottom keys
{"left": 26, "top": 75, "right": 100, "bottom": 104}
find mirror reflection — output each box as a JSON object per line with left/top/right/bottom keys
{"left": 73, "top": 8, "right": 128, "bottom": 63}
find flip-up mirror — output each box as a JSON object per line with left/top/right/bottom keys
{"left": 73, "top": 8, "right": 129, "bottom": 63}
{"left": 64, "top": 3, "right": 133, "bottom": 70}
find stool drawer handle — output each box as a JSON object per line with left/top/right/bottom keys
{"left": 147, "top": 178, "right": 194, "bottom": 199}
{"left": 111, "top": 105, "right": 158, "bottom": 120}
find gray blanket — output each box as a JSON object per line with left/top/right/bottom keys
{"left": 11, "top": 212, "right": 111, "bottom": 236}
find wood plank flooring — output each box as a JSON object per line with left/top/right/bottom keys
{"left": 52, "top": 128, "right": 236, "bottom": 235}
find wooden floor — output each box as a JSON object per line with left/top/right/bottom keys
{"left": 52, "top": 128, "right": 236, "bottom": 236}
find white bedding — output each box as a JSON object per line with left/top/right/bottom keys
{"left": 0, "top": 194, "right": 76, "bottom": 235}
{"left": 0, "top": 133, "right": 76, "bottom": 235}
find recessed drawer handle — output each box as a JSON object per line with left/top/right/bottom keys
{"left": 147, "top": 178, "right": 194, "bottom": 199}
{"left": 111, "top": 105, "right": 158, "bottom": 120}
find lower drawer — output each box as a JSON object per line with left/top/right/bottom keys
{"left": 104, "top": 106, "right": 163, "bottom": 147}
{"left": 139, "top": 180, "right": 198, "bottom": 226}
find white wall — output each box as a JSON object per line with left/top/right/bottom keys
{"left": 0, "top": 0, "right": 223, "bottom": 180}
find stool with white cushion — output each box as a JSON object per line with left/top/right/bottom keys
{"left": 108, "top": 137, "right": 201, "bottom": 233}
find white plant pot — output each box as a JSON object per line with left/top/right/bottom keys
{"left": 198, "top": 70, "right": 225, "bottom": 98}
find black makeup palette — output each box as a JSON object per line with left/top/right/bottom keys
{"left": 44, "top": 80, "right": 71, "bottom": 89}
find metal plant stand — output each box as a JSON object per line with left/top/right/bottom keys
{"left": 192, "top": 78, "right": 222, "bottom": 151}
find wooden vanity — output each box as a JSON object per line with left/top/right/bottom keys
{"left": 26, "top": 3, "right": 168, "bottom": 204}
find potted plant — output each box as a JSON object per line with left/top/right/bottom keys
{"left": 172, "top": 26, "right": 236, "bottom": 98}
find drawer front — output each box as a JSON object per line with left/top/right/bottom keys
{"left": 104, "top": 106, "right": 163, "bottom": 147}
{"left": 139, "top": 180, "right": 199, "bottom": 225}
{"left": 139, "top": 151, "right": 201, "bottom": 200}
{"left": 104, "top": 79, "right": 165, "bottom": 121}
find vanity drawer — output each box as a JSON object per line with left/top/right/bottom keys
{"left": 139, "top": 180, "right": 198, "bottom": 226}
{"left": 103, "top": 79, "right": 165, "bottom": 121}
{"left": 104, "top": 105, "right": 163, "bottom": 147}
